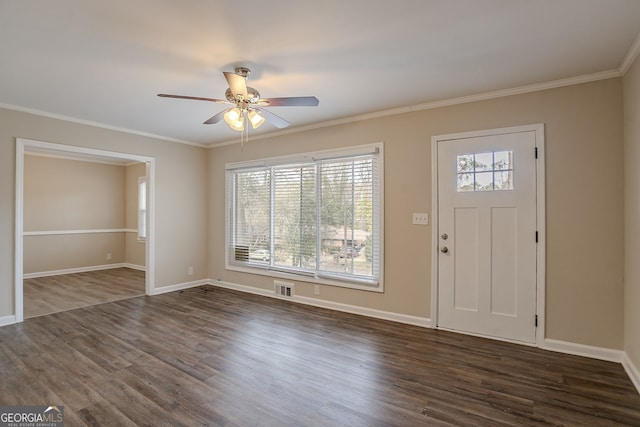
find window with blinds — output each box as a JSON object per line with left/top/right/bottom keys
{"left": 137, "top": 176, "right": 147, "bottom": 241}
{"left": 226, "top": 144, "right": 382, "bottom": 289}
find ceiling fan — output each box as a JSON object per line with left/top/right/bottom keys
{"left": 158, "top": 67, "right": 319, "bottom": 132}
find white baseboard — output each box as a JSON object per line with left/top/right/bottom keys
{"left": 0, "top": 315, "right": 16, "bottom": 327}
{"left": 543, "top": 338, "right": 624, "bottom": 363}
{"left": 623, "top": 353, "right": 640, "bottom": 394}
{"left": 150, "top": 278, "right": 209, "bottom": 295}
{"left": 210, "top": 279, "right": 431, "bottom": 328}
{"left": 123, "top": 263, "right": 146, "bottom": 272}
{"left": 23, "top": 263, "right": 128, "bottom": 279}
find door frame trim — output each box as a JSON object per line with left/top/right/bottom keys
{"left": 430, "top": 124, "right": 546, "bottom": 347}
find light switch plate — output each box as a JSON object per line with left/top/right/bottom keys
{"left": 413, "top": 213, "right": 429, "bottom": 225}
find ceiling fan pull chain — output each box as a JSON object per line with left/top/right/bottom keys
{"left": 240, "top": 113, "right": 246, "bottom": 151}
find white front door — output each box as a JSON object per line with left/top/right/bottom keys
{"left": 436, "top": 128, "right": 539, "bottom": 343}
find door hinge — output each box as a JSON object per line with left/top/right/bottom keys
{"left": 535, "top": 147, "right": 538, "bottom": 159}
{"left": 535, "top": 315, "right": 538, "bottom": 327}
{"left": 535, "top": 231, "right": 538, "bottom": 243}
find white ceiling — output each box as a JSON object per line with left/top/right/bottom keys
{"left": 1, "top": 0, "right": 639, "bottom": 147}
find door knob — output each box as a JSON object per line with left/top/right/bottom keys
{"left": 441, "top": 246, "right": 449, "bottom": 254}
{"left": 441, "top": 233, "right": 448, "bottom": 240}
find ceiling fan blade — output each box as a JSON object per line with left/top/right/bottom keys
{"left": 203, "top": 109, "right": 227, "bottom": 125}
{"left": 223, "top": 72, "right": 248, "bottom": 100}
{"left": 157, "top": 93, "right": 228, "bottom": 103}
{"left": 256, "top": 108, "right": 290, "bottom": 129}
{"left": 259, "top": 96, "right": 319, "bottom": 107}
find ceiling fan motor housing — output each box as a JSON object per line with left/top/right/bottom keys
{"left": 225, "top": 87, "right": 260, "bottom": 104}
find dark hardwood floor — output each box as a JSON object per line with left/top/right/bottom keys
{"left": 23, "top": 268, "right": 145, "bottom": 318}
{"left": 1, "top": 286, "right": 639, "bottom": 426}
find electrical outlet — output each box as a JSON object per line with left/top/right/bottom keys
{"left": 106, "top": 252, "right": 112, "bottom": 260}
{"left": 187, "top": 266, "right": 193, "bottom": 275}
{"left": 314, "top": 285, "right": 320, "bottom": 295}
{"left": 412, "top": 213, "right": 429, "bottom": 225}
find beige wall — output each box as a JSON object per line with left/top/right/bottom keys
{"left": 0, "top": 107, "right": 209, "bottom": 318}
{"left": 624, "top": 55, "right": 640, "bottom": 371}
{"left": 25, "top": 155, "right": 125, "bottom": 230}
{"left": 0, "top": 76, "right": 630, "bottom": 354}
{"left": 125, "top": 162, "right": 146, "bottom": 267}
{"left": 24, "top": 233, "right": 125, "bottom": 272}
{"left": 209, "top": 78, "right": 625, "bottom": 349}
{"left": 23, "top": 155, "right": 126, "bottom": 274}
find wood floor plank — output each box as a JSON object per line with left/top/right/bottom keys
{"left": 1, "top": 279, "right": 639, "bottom": 426}
{"left": 24, "top": 268, "right": 145, "bottom": 318}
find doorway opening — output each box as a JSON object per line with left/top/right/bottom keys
{"left": 15, "top": 138, "right": 156, "bottom": 322}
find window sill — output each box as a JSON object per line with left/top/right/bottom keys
{"left": 226, "top": 263, "right": 383, "bottom": 293}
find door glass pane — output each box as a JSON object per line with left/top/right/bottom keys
{"left": 474, "top": 152, "right": 493, "bottom": 172}
{"left": 457, "top": 172, "right": 474, "bottom": 192}
{"left": 457, "top": 154, "right": 474, "bottom": 173}
{"left": 494, "top": 151, "right": 512, "bottom": 170}
{"left": 456, "top": 151, "right": 514, "bottom": 192}
{"left": 475, "top": 172, "right": 494, "bottom": 191}
{"left": 494, "top": 171, "right": 513, "bottom": 190}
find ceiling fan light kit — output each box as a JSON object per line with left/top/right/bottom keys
{"left": 158, "top": 67, "right": 319, "bottom": 143}
{"left": 248, "top": 110, "right": 265, "bottom": 129}
{"left": 224, "top": 107, "right": 245, "bottom": 131}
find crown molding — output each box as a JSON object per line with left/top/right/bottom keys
{"left": 620, "top": 30, "right": 640, "bottom": 74}
{"left": 0, "top": 102, "right": 205, "bottom": 147}
{"left": 208, "top": 69, "right": 622, "bottom": 148}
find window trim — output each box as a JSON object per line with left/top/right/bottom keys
{"left": 225, "top": 143, "right": 384, "bottom": 292}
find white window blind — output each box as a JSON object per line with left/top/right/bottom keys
{"left": 318, "top": 158, "right": 378, "bottom": 281}
{"left": 273, "top": 164, "right": 317, "bottom": 271}
{"left": 230, "top": 168, "right": 270, "bottom": 262}
{"left": 226, "top": 144, "right": 382, "bottom": 288}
